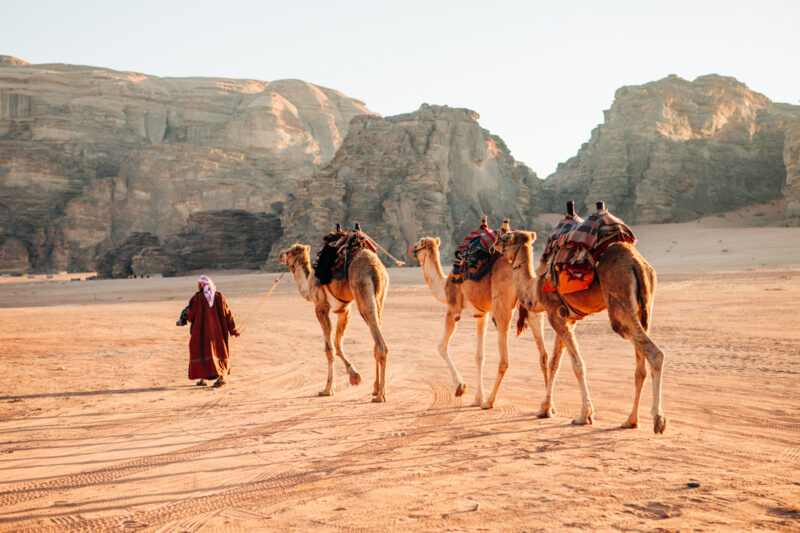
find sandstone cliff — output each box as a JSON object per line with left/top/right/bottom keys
{"left": 542, "top": 75, "right": 800, "bottom": 224}
{"left": 0, "top": 56, "right": 375, "bottom": 273}
{"left": 269, "top": 104, "right": 543, "bottom": 267}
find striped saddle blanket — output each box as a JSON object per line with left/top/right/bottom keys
{"left": 541, "top": 210, "right": 635, "bottom": 294}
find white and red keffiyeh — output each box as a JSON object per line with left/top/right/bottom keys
{"left": 198, "top": 275, "right": 216, "bottom": 307}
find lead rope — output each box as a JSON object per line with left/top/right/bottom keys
{"left": 363, "top": 233, "right": 407, "bottom": 267}
{"left": 236, "top": 272, "right": 286, "bottom": 335}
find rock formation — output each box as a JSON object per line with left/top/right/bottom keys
{"left": 96, "top": 209, "right": 282, "bottom": 277}
{"left": 0, "top": 56, "right": 375, "bottom": 273}
{"left": 269, "top": 104, "right": 543, "bottom": 267}
{"left": 3, "top": 56, "right": 799, "bottom": 275}
{"left": 543, "top": 75, "right": 800, "bottom": 224}
{"left": 781, "top": 114, "right": 800, "bottom": 225}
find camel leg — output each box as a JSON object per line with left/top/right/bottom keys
{"left": 608, "top": 298, "right": 667, "bottom": 434}
{"left": 473, "top": 315, "right": 489, "bottom": 407}
{"left": 484, "top": 311, "right": 512, "bottom": 409}
{"left": 352, "top": 279, "right": 389, "bottom": 403}
{"left": 548, "top": 313, "right": 594, "bottom": 425}
{"left": 632, "top": 331, "right": 666, "bottom": 434}
{"left": 314, "top": 305, "right": 335, "bottom": 397}
{"left": 622, "top": 349, "right": 647, "bottom": 428}
{"left": 537, "top": 334, "right": 565, "bottom": 418}
{"left": 333, "top": 306, "right": 361, "bottom": 386}
{"left": 438, "top": 311, "right": 467, "bottom": 397}
{"left": 528, "top": 311, "right": 549, "bottom": 389}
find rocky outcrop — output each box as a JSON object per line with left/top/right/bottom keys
{"left": 95, "top": 232, "right": 160, "bottom": 278}
{"left": 269, "top": 104, "right": 543, "bottom": 267}
{"left": 0, "top": 238, "right": 30, "bottom": 273}
{"left": 782, "top": 114, "right": 800, "bottom": 225}
{"left": 95, "top": 209, "right": 282, "bottom": 277}
{"left": 171, "top": 209, "right": 282, "bottom": 271}
{"left": 0, "top": 56, "right": 375, "bottom": 272}
{"left": 543, "top": 75, "right": 800, "bottom": 224}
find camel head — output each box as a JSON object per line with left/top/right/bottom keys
{"left": 409, "top": 237, "right": 440, "bottom": 263}
{"left": 495, "top": 230, "right": 536, "bottom": 265}
{"left": 278, "top": 244, "right": 311, "bottom": 271}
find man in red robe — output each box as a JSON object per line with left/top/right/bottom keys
{"left": 182, "top": 275, "right": 239, "bottom": 387}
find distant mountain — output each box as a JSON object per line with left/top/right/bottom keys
{"left": 542, "top": 74, "right": 800, "bottom": 224}
{"left": 270, "top": 104, "right": 543, "bottom": 267}
{"left": 1, "top": 56, "right": 798, "bottom": 275}
{"left": 0, "top": 55, "right": 375, "bottom": 274}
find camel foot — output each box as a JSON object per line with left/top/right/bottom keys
{"left": 371, "top": 395, "right": 386, "bottom": 403}
{"left": 572, "top": 414, "right": 594, "bottom": 426}
{"left": 536, "top": 407, "right": 554, "bottom": 418}
{"left": 480, "top": 400, "right": 494, "bottom": 410}
{"left": 349, "top": 372, "right": 362, "bottom": 386}
{"left": 318, "top": 390, "right": 334, "bottom": 397}
{"left": 653, "top": 414, "right": 667, "bottom": 434}
{"left": 621, "top": 417, "right": 639, "bottom": 429}
{"left": 455, "top": 383, "right": 467, "bottom": 397}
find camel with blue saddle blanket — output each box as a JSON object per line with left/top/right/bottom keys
{"left": 495, "top": 202, "right": 667, "bottom": 434}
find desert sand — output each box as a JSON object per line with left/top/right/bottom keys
{"left": 2, "top": 214, "right": 799, "bottom": 532}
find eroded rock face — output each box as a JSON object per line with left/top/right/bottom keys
{"left": 95, "top": 232, "right": 160, "bottom": 279}
{"left": 782, "top": 115, "right": 800, "bottom": 225}
{"left": 0, "top": 56, "right": 375, "bottom": 271}
{"left": 543, "top": 75, "right": 800, "bottom": 223}
{"left": 0, "top": 238, "right": 30, "bottom": 273}
{"left": 269, "top": 104, "right": 542, "bottom": 267}
{"left": 173, "top": 210, "right": 282, "bottom": 271}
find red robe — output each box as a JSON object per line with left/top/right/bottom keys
{"left": 186, "top": 291, "right": 237, "bottom": 380}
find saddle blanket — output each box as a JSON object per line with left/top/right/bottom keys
{"left": 541, "top": 209, "right": 635, "bottom": 294}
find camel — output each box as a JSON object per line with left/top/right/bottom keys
{"left": 409, "top": 237, "right": 549, "bottom": 408}
{"left": 494, "top": 230, "right": 667, "bottom": 433}
{"left": 278, "top": 243, "right": 390, "bottom": 402}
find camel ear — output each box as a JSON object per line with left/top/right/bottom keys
{"left": 435, "top": 237, "right": 440, "bottom": 246}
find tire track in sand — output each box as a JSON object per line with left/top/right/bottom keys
{"left": 14, "top": 378, "right": 459, "bottom": 533}
{"left": 0, "top": 412, "right": 311, "bottom": 510}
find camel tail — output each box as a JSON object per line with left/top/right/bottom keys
{"left": 516, "top": 303, "right": 528, "bottom": 337}
{"left": 632, "top": 259, "right": 655, "bottom": 332}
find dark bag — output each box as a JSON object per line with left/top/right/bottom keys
{"left": 314, "top": 244, "right": 339, "bottom": 285}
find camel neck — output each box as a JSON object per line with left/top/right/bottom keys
{"left": 512, "top": 243, "right": 535, "bottom": 280}
{"left": 290, "top": 253, "right": 313, "bottom": 302}
{"left": 511, "top": 243, "right": 540, "bottom": 309}
{"left": 420, "top": 246, "right": 447, "bottom": 303}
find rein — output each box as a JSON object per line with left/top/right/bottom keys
{"left": 410, "top": 244, "right": 433, "bottom": 260}
{"left": 237, "top": 271, "right": 286, "bottom": 334}
{"left": 324, "top": 284, "right": 350, "bottom": 304}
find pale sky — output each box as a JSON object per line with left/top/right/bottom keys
{"left": 1, "top": 0, "right": 798, "bottom": 177}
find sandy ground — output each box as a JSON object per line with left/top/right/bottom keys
{"left": 1, "top": 213, "right": 799, "bottom": 532}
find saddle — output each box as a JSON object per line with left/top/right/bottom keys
{"left": 541, "top": 209, "right": 635, "bottom": 295}
{"left": 451, "top": 232, "right": 500, "bottom": 284}
{"left": 314, "top": 229, "right": 376, "bottom": 285}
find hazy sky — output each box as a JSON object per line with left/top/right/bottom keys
{"left": 2, "top": 0, "right": 798, "bottom": 177}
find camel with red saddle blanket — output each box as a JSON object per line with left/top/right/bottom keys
{"left": 279, "top": 232, "right": 390, "bottom": 402}
{"left": 495, "top": 202, "right": 667, "bottom": 434}
{"left": 409, "top": 221, "right": 549, "bottom": 410}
